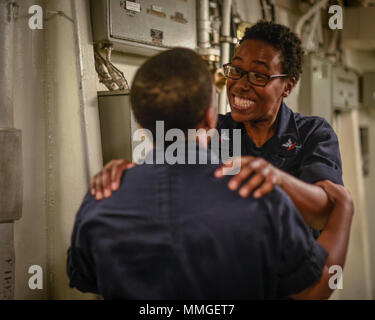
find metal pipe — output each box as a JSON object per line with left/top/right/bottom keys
{"left": 0, "top": 0, "right": 22, "bottom": 220}
{"left": 305, "top": 9, "right": 321, "bottom": 52}
{"left": 327, "top": 0, "right": 343, "bottom": 60}
{"left": 198, "top": 0, "right": 210, "bottom": 49}
{"left": 0, "top": 0, "right": 23, "bottom": 300}
{"left": 219, "top": 0, "right": 232, "bottom": 115}
{"left": 71, "top": 0, "right": 103, "bottom": 184}
{"left": 295, "top": 0, "right": 328, "bottom": 36}
{"left": 221, "top": 0, "right": 231, "bottom": 66}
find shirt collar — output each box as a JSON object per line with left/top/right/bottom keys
{"left": 143, "top": 140, "right": 220, "bottom": 164}
{"left": 274, "top": 102, "right": 301, "bottom": 146}
{"left": 238, "top": 101, "right": 301, "bottom": 152}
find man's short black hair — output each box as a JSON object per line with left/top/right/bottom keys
{"left": 240, "top": 20, "right": 304, "bottom": 82}
{"left": 131, "top": 48, "right": 213, "bottom": 137}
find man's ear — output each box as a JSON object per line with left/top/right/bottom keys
{"left": 283, "top": 77, "right": 296, "bottom": 98}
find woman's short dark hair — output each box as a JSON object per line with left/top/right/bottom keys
{"left": 240, "top": 20, "right": 304, "bottom": 82}
{"left": 131, "top": 48, "right": 213, "bottom": 138}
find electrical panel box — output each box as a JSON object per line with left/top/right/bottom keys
{"left": 98, "top": 90, "right": 141, "bottom": 164}
{"left": 362, "top": 72, "right": 375, "bottom": 108}
{"left": 332, "top": 66, "right": 359, "bottom": 110}
{"left": 90, "top": 0, "right": 197, "bottom": 56}
{"left": 298, "top": 55, "right": 333, "bottom": 124}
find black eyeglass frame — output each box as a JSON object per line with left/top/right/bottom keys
{"left": 223, "top": 63, "right": 290, "bottom": 87}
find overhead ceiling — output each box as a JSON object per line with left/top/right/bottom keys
{"left": 343, "top": 0, "right": 375, "bottom": 6}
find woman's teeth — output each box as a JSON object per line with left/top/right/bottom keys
{"left": 233, "top": 96, "right": 255, "bottom": 108}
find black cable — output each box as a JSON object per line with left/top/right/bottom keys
{"left": 266, "top": 0, "right": 275, "bottom": 22}
{"left": 259, "top": 0, "right": 266, "bottom": 19}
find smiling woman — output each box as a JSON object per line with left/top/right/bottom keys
{"left": 216, "top": 21, "right": 343, "bottom": 233}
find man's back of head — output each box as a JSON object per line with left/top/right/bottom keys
{"left": 130, "top": 48, "right": 215, "bottom": 138}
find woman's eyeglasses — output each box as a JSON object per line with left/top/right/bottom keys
{"left": 223, "top": 63, "right": 289, "bottom": 87}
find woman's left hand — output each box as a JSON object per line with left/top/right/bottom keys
{"left": 214, "top": 156, "right": 285, "bottom": 198}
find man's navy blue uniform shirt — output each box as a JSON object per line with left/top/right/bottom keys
{"left": 217, "top": 102, "right": 343, "bottom": 186}
{"left": 67, "top": 142, "right": 328, "bottom": 299}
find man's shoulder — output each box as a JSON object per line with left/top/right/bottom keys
{"left": 125, "top": 163, "right": 294, "bottom": 210}
{"left": 260, "top": 186, "right": 297, "bottom": 215}
{"left": 77, "top": 165, "right": 156, "bottom": 219}
{"left": 201, "top": 174, "right": 295, "bottom": 221}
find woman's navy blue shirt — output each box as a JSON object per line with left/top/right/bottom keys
{"left": 217, "top": 102, "right": 343, "bottom": 186}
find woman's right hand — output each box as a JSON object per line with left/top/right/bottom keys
{"left": 90, "top": 159, "right": 136, "bottom": 200}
